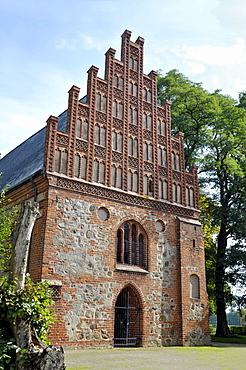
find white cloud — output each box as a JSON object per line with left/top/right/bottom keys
{"left": 152, "top": 38, "right": 246, "bottom": 98}
{"left": 183, "top": 61, "right": 206, "bottom": 75}
{"left": 169, "top": 38, "right": 246, "bottom": 66}
{"left": 55, "top": 32, "right": 106, "bottom": 52}
{"left": 214, "top": 0, "right": 246, "bottom": 36}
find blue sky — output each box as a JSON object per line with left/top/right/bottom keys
{"left": 1, "top": 0, "right": 246, "bottom": 157}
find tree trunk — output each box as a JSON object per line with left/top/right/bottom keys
{"left": 215, "top": 222, "right": 231, "bottom": 337}
{"left": 9, "top": 201, "right": 66, "bottom": 370}
{"left": 10, "top": 201, "right": 40, "bottom": 290}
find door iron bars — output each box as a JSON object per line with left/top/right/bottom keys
{"left": 114, "top": 286, "right": 142, "bottom": 347}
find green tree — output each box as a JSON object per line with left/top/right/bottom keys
{"left": 157, "top": 69, "right": 218, "bottom": 168}
{"left": 199, "top": 192, "right": 218, "bottom": 315}
{"left": 237, "top": 91, "right": 246, "bottom": 110}
{"left": 157, "top": 71, "right": 246, "bottom": 337}
{"left": 0, "top": 185, "right": 17, "bottom": 274}
{"left": 201, "top": 91, "right": 246, "bottom": 336}
{"left": 0, "top": 181, "right": 56, "bottom": 369}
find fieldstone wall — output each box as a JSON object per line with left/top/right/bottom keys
{"left": 39, "top": 189, "right": 210, "bottom": 347}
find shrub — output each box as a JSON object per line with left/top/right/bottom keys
{"left": 209, "top": 324, "right": 216, "bottom": 334}
{"left": 0, "top": 276, "right": 54, "bottom": 369}
{"left": 229, "top": 326, "right": 246, "bottom": 335}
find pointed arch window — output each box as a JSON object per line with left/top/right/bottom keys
{"left": 129, "top": 107, "right": 138, "bottom": 125}
{"left": 96, "top": 93, "right": 107, "bottom": 113}
{"left": 124, "top": 223, "right": 130, "bottom": 264}
{"left": 186, "top": 186, "right": 195, "bottom": 207}
{"left": 95, "top": 125, "right": 106, "bottom": 147}
{"left": 117, "top": 229, "right": 122, "bottom": 263}
{"left": 113, "top": 100, "right": 124, "bottom": 119}
{"left": 112, "top": 131, "right": 123, "bottom": 152}
{"left": 76, "top": 119, "right": 88, "bottom": 141}
{"left": 143, "top": 175, "right": 153, "bottom": 196}
{"left": 129, "top": 81, "right": 138, "bottom": 97}
{"left": 190, "top": 274, "right": 200, "bottom": 299}
{"left": 159, "top": 179, "right": 168, "bottom": 200}
{"left": 173, "top": 183, "right": 181, "bottom": 203}
{"left": 158, "top": 146, "right": 167, "bottom": 166}
{"left": 158, "top": 119, "right": 166, "bottom": 136}
{"left": 128, "top": 171, "right": 138, "bottom": 193}
{"left": 93, "top": 160, "right": 105, "bottom": 184}
{"left": 116, "top": 221, "right": 147, "bottom": 269}
{"left": 128, "top": 137, "right": 138, "bottom": 157}
{"left": 111, "top": 166, "right": 122, "bottom": 189}
{"left": 75, "top": 155, "right": 87, "bottom": 179}
{"left": 114, "top": 75, "right": 124, "bottom": 89}
{"left": 172, "top": 152, "right": 180, "bottom": 171}
{"left": 143, "top": 142, "right": 153, "bottom": 162}
{"left": 55, "top": 149, "right": 67, "bottom": 175}
{"left": 143, "top": 87, "right": 152, "bottom": 102}
{"left": 143, "top": 114, "right": 152, "bottom": 131}
{"left": 139, "top": 234, "right": 144, "bottom": 267}
{"left": 143, "top": 88, "right": 147, "bottom": 101}
{"left": 130, "top": 57, "right": 138, "bottom": 71}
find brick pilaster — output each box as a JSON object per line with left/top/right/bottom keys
{"left": 67, "top": 85, "right": 80, "bottom": 178}
{"left": 44, "top": 116, "right": 58, "bottom": 173}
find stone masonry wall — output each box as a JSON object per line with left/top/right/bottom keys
{"left": 5, "top": 170, "right": 207, "bottom": 348}
{"left": 179, "top": 218, "right": 211, "bottom": 346}
{"left": 9, "top": 177, "right": 210, "bottom": 348}
{"left": 40, "top": 185, "right": 188, "bottom": 347}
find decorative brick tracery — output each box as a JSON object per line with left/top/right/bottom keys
{"left": 37, "top": 30, "right": 209, "bottom": 347}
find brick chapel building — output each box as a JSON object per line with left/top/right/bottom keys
{"left": 0, "top": 30, "right": 210, "bottom": 347}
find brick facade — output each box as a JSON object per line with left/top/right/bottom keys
{"left": 1, "top": 30, "right": 210, "bottom": 347}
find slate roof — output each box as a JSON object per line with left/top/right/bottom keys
{"left": 0, "top": 96, "right": 87, "bottom": 191}
{"left": 0, "top": 108, "right": 68, "bottom": 191}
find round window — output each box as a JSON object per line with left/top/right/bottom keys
{"left": 98, "top": 207, "right": 109, "bottom": 221}
{"left": 155, "top": 220, "right": 165, "bottom": 232}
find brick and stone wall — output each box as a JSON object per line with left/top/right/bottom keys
{"left": 3, "top": 29, "right": 210, "bottom": 348}
{"left": 30, "top": 181, "right": 210, "bottom": 348}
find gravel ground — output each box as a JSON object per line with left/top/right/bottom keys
{"left": 65, "top": 343, "right": 246, "bottom": 370}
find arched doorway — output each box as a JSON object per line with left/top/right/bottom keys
{"left": 114, "top": 286, "right": 142, "bottom": 347}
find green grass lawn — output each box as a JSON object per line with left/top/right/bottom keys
{"left": 65, "top": 342, "right": 246, "bottom": 370}
{"left": 211, "top": 334, "right": 246, "bottom": 344}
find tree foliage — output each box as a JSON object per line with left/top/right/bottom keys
{"left": 0, "top": 182, "right": 55, "bottom": 369}
{"left": 199, "top": 192, "right": 218, "bottom": 315}
{"left": 157, "top": 70, "right": 246, "bottom": 337}
{"left": 237, "top": 91, "right": 246, "bottom": 110}
{"left": 157, "top": 69, "right": 219, "bottom": 168}
{"left": 0, "top": 277, "right": 54, "bottom": 369}
{"left": 0, "top": 186, "right": 17, "bottom": 274}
